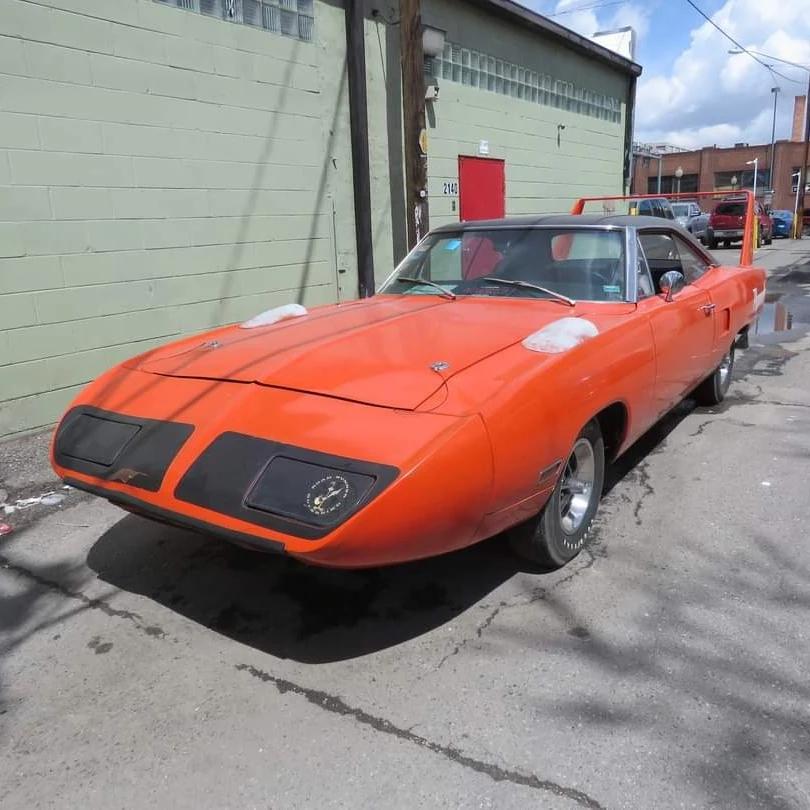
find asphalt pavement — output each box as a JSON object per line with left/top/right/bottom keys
{"left": 2, "top": 239, "right": 810, "bottom": 809}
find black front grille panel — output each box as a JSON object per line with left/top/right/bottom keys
{"left": 54, "top": 406, "right": 194, "bottom": 492}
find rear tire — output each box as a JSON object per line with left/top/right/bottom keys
{"left": 694, "top": 345, "right": 735, "bottom": 406}
{"left": 510, "top": 421, "right": 605, "bottom": 569}
{"left": 707, "top": 237, "right": 718, "bottom": 250}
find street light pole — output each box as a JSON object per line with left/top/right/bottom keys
{"left": 746, "top": 158, "right": 759, "bottom": 200}
{"left": 769, "top": 86, "right": 779, "bottom": 192}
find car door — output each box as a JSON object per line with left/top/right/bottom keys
{"left": 635, "top": 230, "right": 716, "bottom": 414}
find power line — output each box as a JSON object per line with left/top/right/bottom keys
{"left": 548, "top": 0, "right": 624, "bottom": 16}
{"left": 682, "top": 0, "right": 800, "bottom": 84}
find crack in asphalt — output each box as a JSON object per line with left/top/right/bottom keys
{"left": 433, "top": 599, "right": 509, "bottom": 671}
{"left": 0, "top": 553, "right": 169, "bottom": 641}
{"left": 235, "top": 662, "right": 605, "bottom": 809}
{"left": 632, "top": 461, "right": 654, "bottom": 527}
{"left": 432, "top": 535, "right": 605, "bottom": 673}
{"left": 688, "top": 418, "right": 757, "bottom": 438}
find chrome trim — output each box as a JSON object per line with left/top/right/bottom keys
{"left": 626, "top": 226, "right": 639, "bottom": 303}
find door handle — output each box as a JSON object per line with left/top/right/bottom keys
{"left": 700, "top": 303, "right": 716, "bottom": 314}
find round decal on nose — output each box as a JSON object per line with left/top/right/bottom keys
{"left": 306, "top": 474, "right": 351, "bottom": 516}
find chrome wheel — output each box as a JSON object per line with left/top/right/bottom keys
{"left": 559, "top": 438, "right": 596, "bottom": 534}
{"left": 718, "top": 350, "right": 733, "bottom": 389}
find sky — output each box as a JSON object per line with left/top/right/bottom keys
{"left": 524, "top": 0, "right": 810, "bottom": 150}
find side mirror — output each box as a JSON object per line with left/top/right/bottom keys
{"left": 659, "top": 270, "right": 685, "bottom": 302}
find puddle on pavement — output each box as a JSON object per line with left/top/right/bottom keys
{"left": 752, "top": 292, "right": 810, "bottom": 337}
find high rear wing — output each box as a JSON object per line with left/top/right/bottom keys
{"left": 570, "top": 190, "right": 757, "bottom": 267}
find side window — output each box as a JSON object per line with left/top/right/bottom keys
{"left": 636, "top": 239, "right": 655, "bottom": 298}
{"left": 674, "top": 237, "right": 710, "bottom": 283}
{"left": 638, "top": 232, "right": 681, "bottom": 295}
{"left": 639, "top": 232, "right": 679, "bottom": 261}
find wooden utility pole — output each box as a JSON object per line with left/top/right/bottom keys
{"left": 400, "top": 0, "right": 429, "bottom": 248}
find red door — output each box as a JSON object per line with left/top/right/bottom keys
{"left": 458, "top": 156, "right": 505, "bottom": 221}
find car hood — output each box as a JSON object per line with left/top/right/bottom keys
{"left": 133, "top": 295, "right": 614, "bottom": 410}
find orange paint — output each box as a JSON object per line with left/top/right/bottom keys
{"left": 51, "top": 208, "right": 766, "bottom": 568}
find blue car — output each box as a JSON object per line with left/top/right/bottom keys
{"left": 771, "top": 210, "right": 793, "bottom": 238}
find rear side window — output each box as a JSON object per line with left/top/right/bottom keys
{"left": 639, "top": 232, "right": 710, "bottom": 287}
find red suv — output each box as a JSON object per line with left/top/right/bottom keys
{"left": 707, "top": 200, "right": 772, "bottom": 249}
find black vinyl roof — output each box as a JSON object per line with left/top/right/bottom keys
{"left": 431, "top": 214, "right": 668, "bottom": 231}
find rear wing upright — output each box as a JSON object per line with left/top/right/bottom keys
{"left": 570, "top": 190, "right": 757, "bottom": 267}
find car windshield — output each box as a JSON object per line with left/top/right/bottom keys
{"left": 671, "top": 203, "right": 690, "bottom": 217}
{"left": 381, "top": 227, "right": 627, "bottom": 302}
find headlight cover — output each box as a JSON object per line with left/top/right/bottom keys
{"left": 246, "top": 456, "right": 376, "bottom": 529}
{"left": 175, "top": 432, "right": 399, "bottom": 539}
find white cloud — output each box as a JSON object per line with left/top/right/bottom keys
{"left": 549, "top": 0, "right": 650, "bottom": 43}
{"left": 635, "top": 0, "right": 810, "bottom": 148}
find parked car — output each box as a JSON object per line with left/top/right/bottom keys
{"left": 706, "top": 199, "right": 772, "bottom": 248}
{"left": 672, "top": 201, "right": 709, "bottom": 242}
{"left": 51, "top": 207, "right": 765, "bottom": 570}
{"left": 630, "top": 197, "right": 676, "bottom": 220}
{"left": 770, "top": 209, "right": 793, "bottom": 238}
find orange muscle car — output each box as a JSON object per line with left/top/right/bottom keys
{"left": 52, "top": 195, "right": 766, "bottom": 569}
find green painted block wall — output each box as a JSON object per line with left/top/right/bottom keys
{"left": 0, "top": 0, "right": 374, "bottom": 437}
{"left": 0, "top": 0, "right": 630, "bottom": 438}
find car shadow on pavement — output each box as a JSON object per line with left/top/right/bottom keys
{"left": 85, "top": 398, "right": 702, "bottom": 664}
{"left": 86, "top": 516, "right": 537, "bottom": 663}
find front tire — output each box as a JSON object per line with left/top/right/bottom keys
{"left": 510, "top": 420, "right": 605, "bottom": 569}
{"left": 694, "top": 345, "right": 735, "bottom": 405}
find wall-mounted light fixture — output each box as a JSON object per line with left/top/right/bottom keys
{"left": 422, "top": 26, "right": 446, "bottom": 57}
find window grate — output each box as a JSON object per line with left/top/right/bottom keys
{"left": 154, "top": 0, "right": 314, "bottom": 42}
{"left": 433, "top": 40, "right": 621, "bottom": 123}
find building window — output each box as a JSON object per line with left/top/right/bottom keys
{"left": 424, "top": 41, "right": 621, "bottom": 124}
{"left": 714, "top": 169, "right": 771, "bottom": 191}
{"left": 646, "top": 174, "right": 698, "bottom": 194}
{"left": 155, "top": 0, "right": 314, "bottom": 42}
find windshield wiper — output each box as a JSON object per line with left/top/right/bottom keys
{"left": 478, "top": 276, "right": 575, "bottom": 306}
{"left": 395, "top": 276, "right": 457, "bottom": 300}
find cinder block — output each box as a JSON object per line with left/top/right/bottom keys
{"left": 0, "top": 185, "right": 52, "bottom": 221}
{"left": 0, "top": 112, "right": 40, "bottom": 150}
{"left": 111, "top": 24, "right": 167, "bottom": 64}
{"left": 0, "top": 33, "right": 25, "bottom": 76}
{"left": 132, "top": 155, "right": 194, "bottom": 188}
{"left": 40, "top": 117, "right": 108, "bottom": 155}
{"left": 0, "top": 290, "right": 37, "bottom": 329}
{"left": 44, "top": 0, "right": 141, "bottom": 28}
{"left": 19, "top": 220, "right": 89, "bottom": 256}
{"left": 3, "top": 0, "right": 54, "bottom": 43}
{"left": 10, "top": 149, "right": 133, "bottom": 186}
{"left": 0, "top": 221, "right": 25, "bottom": 258}
{"left": 85, "top": 219, "right": 145, "bottom": 253}
{"left": 34, "top": 278, "right": 156, "bottom": 324}
{"left": 23, "top": 40, "right": 93, "bottom": 85}
{"left": 48, "top": 5, "right": 115, "bottom": 53}
{"left": 111, "top": 188, "right": 209, "bottom": 220}
{"left": 50, "top": 187, "right": 115, "bottom": 221}
{"left": 164, "top": 37, "right": 216, "bottom": 74}
{"left": 141, "top": 218, "right": 192, "bottom": 250}
{"left": 0, "top": 385, "right": 82, "bottom": 435}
